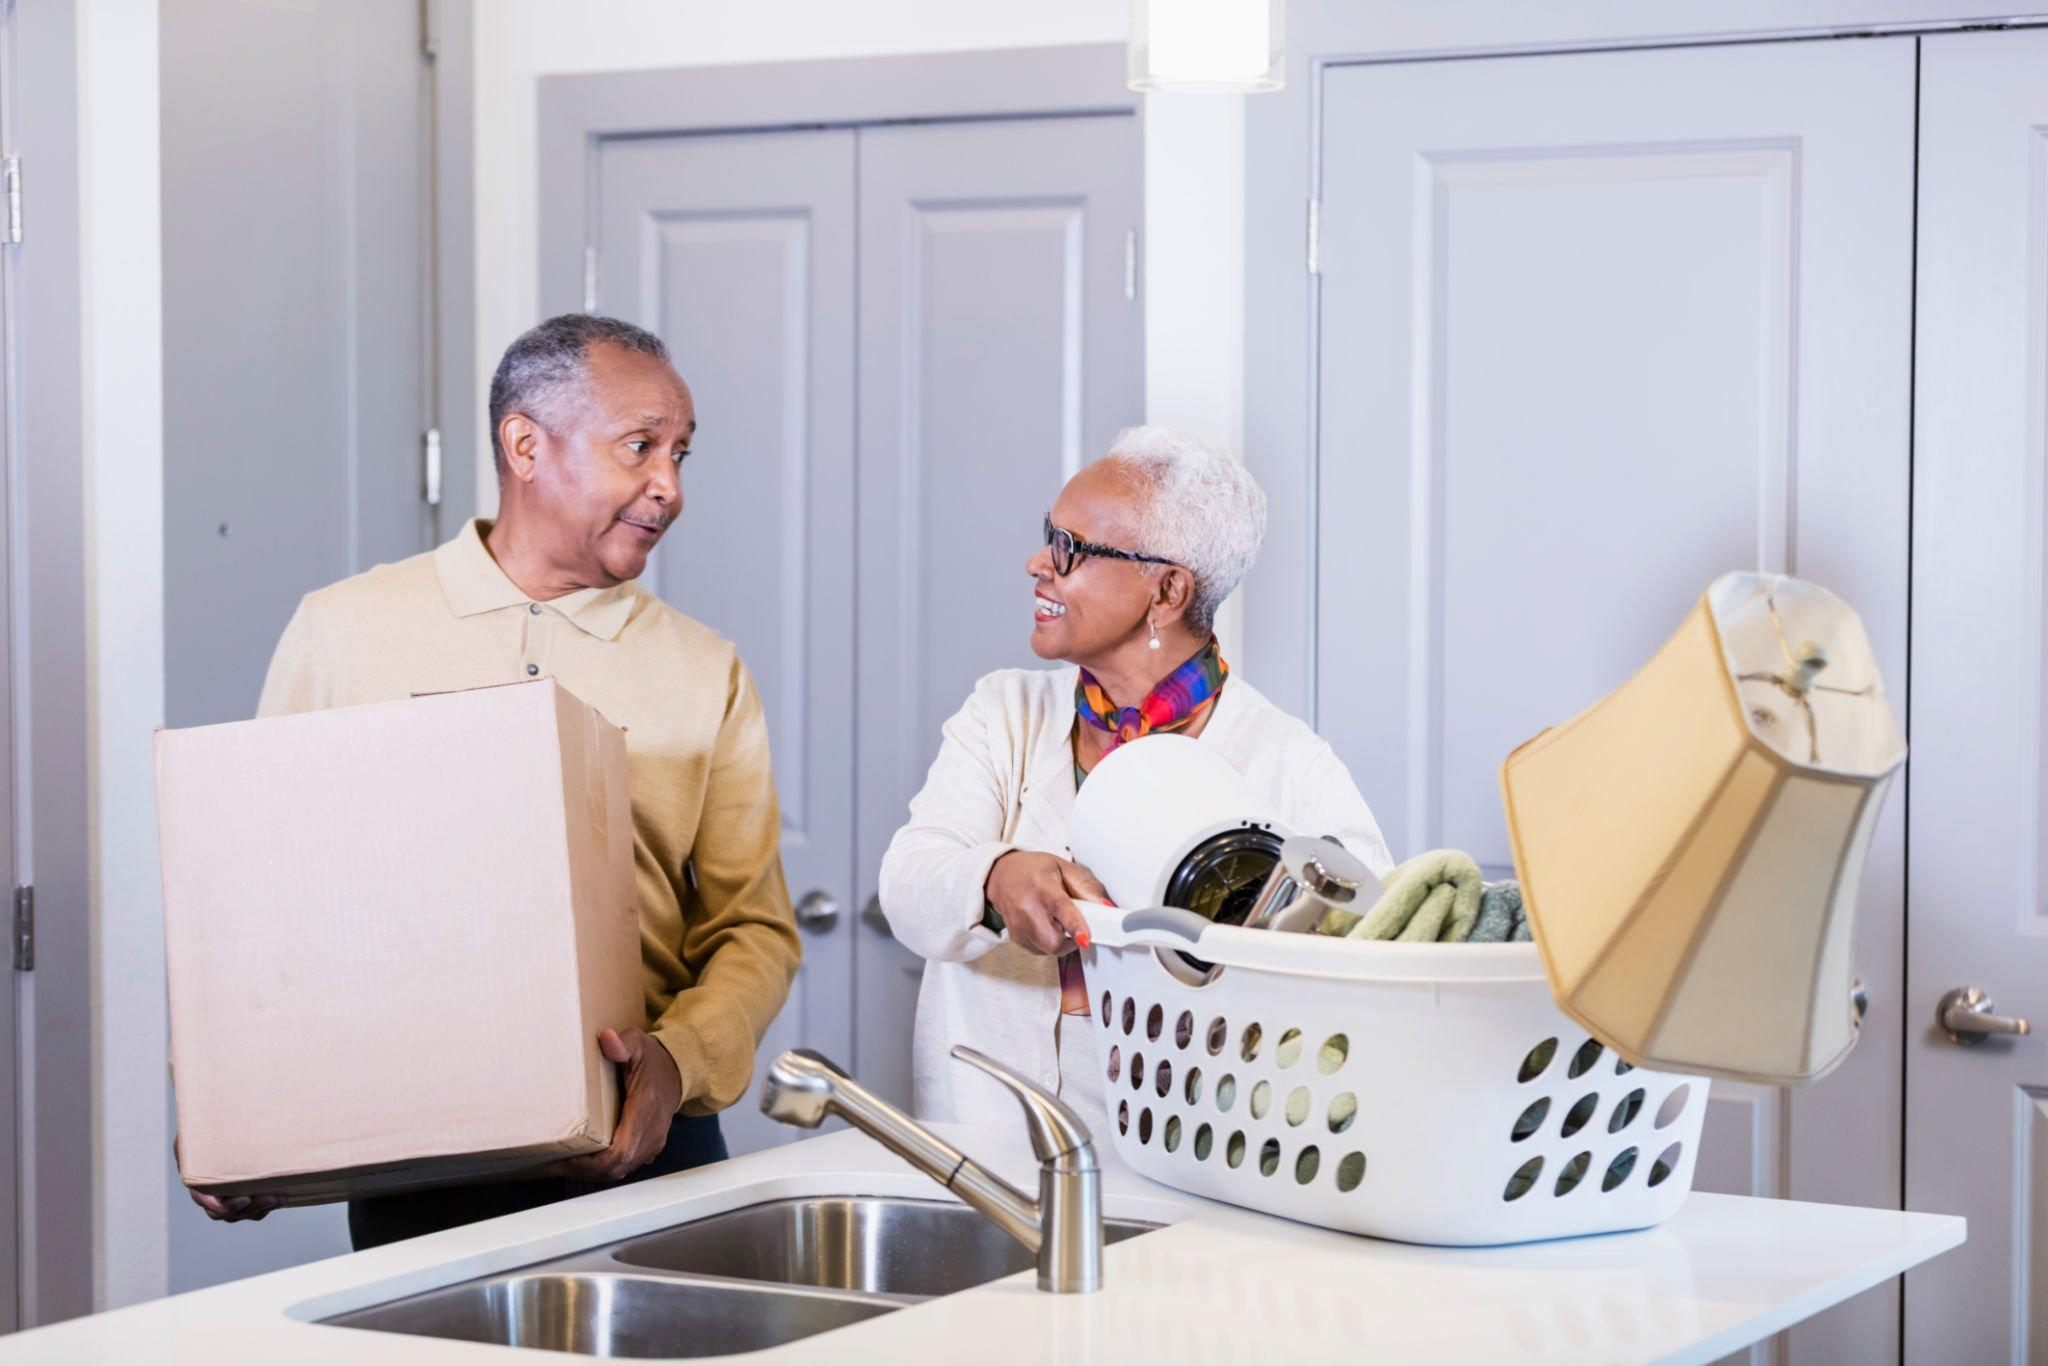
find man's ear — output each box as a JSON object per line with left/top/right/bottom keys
{"left": 498, "top": 413, "right": 543, "bottom": 483}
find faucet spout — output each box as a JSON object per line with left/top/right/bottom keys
{"left": 760, "top": 1049, "right": 1103, "bottom": 1293}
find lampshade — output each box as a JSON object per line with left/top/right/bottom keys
{"left": 1128, "top": 0, "right": 1285, "bottom": 93}
{"left": 1499, "top": 572, "right": 1905, "bottom": 1085}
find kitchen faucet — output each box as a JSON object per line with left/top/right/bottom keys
{"left": 760, "top": 1045, "right": 1103, "bottom": 1294}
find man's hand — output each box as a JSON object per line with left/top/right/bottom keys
{"left": 175, "top": 1137, "right": 284, "bottom": 1222}
{"left": 985, "top": 851, "right": 1109, "bottom": 956}
{"left": 553, "top": 1027, "right": 682, "bottom": 1184}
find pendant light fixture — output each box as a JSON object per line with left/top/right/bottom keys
{"left": 1128, "top": 0, "right": 1285, "bottom": 93}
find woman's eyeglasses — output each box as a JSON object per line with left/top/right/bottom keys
{"left": 1043, "top": 513, "right": 1178, "bottom": 577}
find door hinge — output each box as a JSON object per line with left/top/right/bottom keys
{"left": 1306, "top": 198, "right": 1321, "bottom": 276}
{"left": 422, "top": 427, "right": 443, "bottom": 507}
{"left": 582, "top": 245, "right": 599, "bottom": 313}
{"left": 1123, "top": 228, "right": 1138, "bottom": 302}
{"left": 4, "top": 156, "right": 22, "bottom": 245}
{"left": 12, "top": 885, "right": 31, "bottom": 972}
{"left": 418, "top": 0, "right": 438, "bottom": 58}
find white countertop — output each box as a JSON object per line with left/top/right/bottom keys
{"left": 0, "top": 1125, "right": 1962, "bottom": 1366}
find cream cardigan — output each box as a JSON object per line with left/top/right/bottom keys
{"left": 878, "top": 666, "right": 1396, "bottom": 1127}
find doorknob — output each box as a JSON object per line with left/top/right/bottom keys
{"left": 860, "top": 895, "right": 893, "bottom": 936}
{"left": 794, "top": 890, "right": 840, "bottom": 932}
{"left": 1936, "top": 986, "right": 2033, "bottom": 1046}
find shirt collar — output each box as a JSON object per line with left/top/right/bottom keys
{"left": 433, "top": 518, "right": 637, "bottom": 642}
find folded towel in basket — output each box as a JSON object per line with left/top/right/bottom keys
{"left": 1316, "top": 849, "right": 1484, "bottom": 943}
{"left": 1469, "top": 881, "right": 1532, "bottom": 943}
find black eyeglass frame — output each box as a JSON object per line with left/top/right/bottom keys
{"left": 1043, "top": 513, "right": 1178, "bottom": 577}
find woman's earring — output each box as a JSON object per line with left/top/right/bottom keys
{"left": 1147, "top": 619, "right": 1162, "bottom": 650}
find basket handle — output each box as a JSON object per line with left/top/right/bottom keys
{"left": 1078, "top": 903, "right": 1212, "bottom": 949}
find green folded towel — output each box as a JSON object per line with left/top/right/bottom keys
{"left": 1316, "top": 849, "right": 1484, "bottom": 943}
{"left": 1469, "top": 881, "right": 1527, "bottom": 943}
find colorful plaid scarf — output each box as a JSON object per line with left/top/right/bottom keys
{"left": 1076, "top": 638, "right": 1229, "bottom": 751}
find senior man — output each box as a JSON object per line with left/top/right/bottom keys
{"left": 187, "top": 314, "right": 800, "bottom": 1249}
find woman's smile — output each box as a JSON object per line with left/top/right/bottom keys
{"left": 1034, "top": 593, "right": 1067, "bottom": 623}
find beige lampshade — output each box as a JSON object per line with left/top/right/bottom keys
{"left": 1500, "top": 572, "right": 1906, "bottom": 1085}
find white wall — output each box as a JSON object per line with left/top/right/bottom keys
{"left": 74, "top": 0, "right": 169, "bottom": 1312}
{"left": 471, "top": 2, "right": 1252, "bottom": 653}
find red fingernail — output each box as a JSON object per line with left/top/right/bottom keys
{"left": 1076, "top": 931, "right": 1092, "bottom": 949}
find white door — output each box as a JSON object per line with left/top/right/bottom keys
{"left": 596, "top": 128, "right": 859, "bottom": 1155}
{"left": 1315, "top": 39, "right": 1916, "bottom": 1363}
{"left": 854, "top": 115, "right": 1145, "bottom": 1105}
{"left": 1905, "top": 27, "right": 2048, "bottom": 1364}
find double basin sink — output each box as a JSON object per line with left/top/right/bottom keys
{"left": 323, "top": 1196, "right": 1158, "bottom": 1358}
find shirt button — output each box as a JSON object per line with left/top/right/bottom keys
{"left": 526, "top": 663, "right": 539, "bottom": 676}
{"left": 529, "top": 602, "right": 542, "bottom": 615}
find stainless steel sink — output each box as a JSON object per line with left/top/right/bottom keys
{"left": 321, "top": 1196, "right": 1164, "bottom": 1357}
{"left": 323, "top": 1273, "right": 893, "bottom": 1359}
{"left": 613, "top": 1196, "right": 1157, "bottom": 1299}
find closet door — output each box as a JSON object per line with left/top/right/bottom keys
{"left": 1905, "top": 28, "right": 2048, "bottom": 1364}
{"left": 1314, "top": 40, "right": 1915, "bottom": 1363}
{"left": 854, "top": 115, "right": 1144, "bottom": 1104}
{"left": 597, "top": 130, "right": 857, "bottom": 1154}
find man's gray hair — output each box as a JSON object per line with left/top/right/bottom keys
{"left": 488, "top": 313, "right": 671, "bottom": 475}
{"left": 1099, "top": 426, "right": 1268, "bottom": 635}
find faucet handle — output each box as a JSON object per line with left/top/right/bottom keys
{"left": 950, "top": 1045, "right": 1097, "bottom": 1168}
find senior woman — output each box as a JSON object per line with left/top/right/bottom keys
{"left": 879, "top": 427, "right": 1394, "bottom": 1133}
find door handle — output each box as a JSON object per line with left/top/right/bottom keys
{"left": 1937, "top": 986, "right": 2033, "bottom": 1046}
{"left": 860, "top": 895, "right": 893, "bottom": 937}
{"left": 794, "top": 890, "right": 840, "bottom": 932}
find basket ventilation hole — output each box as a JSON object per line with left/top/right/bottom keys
{"left": 1206, "top": 1017, "right": 1228, "bottom": 1056}
{"left": 1121, "top": 999, "right": 1136, "bottom": 1036}
{"left": 1258, "top": 1138, "right": 1282, "bottom": 1177}
{"left": 1117, "top": 1101, "right": 1129, "bottom": 1136}
{"left": 1504, "top": 1156, "right": 1544, "bottom": 1202}
{"left": 1295, "top": 1145, "right": 1321, "bottom": 1185}
{"left": 1184, "top": 1067, "right": 1204, "bottom": 1105}
{"left": 1106, "top": 1046, "right": 1121, "bottom": 1084}
{"left": 1193, "top": 1123, "right": 1214, "bottom": 1161}
{"left": 1518, "top": 1038, "right": 1559, "bottom": 1084}
{"left": 1285, "top": 1087, "right": 1312, "bottom": 1127}
{"left": 1138, "top": 1108, "right": 1154, "bottom": 1145}
{"left": 1155, "top": 1060, "right": 1172, "bottom": 1098}
{"left": 1226, "top": 1131, "right": 1247, "bottom": 1169}
{"left": 1511, "top": 1097, "right": 1550, "bottom": 1142}
{"left": 1649, "top": 1142, "right": 1682, "bottom": 1187}
{"left": 1317, "top": 1033, "right": 1350, "bottom": 1075}
{"left": 1615, "top": 1058, "right": 1635, "bottom": 1075}
{"left": 1335, "top": 1151, "right": 1367, "bottom": 1192}
{"left": 1130, "top": 1052, "right": 1145, "bottom": 1091}
{"left": 1559, "top": 1093, "right": 1599, "bottom": 1139}
{"left": 1164, "top": 1116, "right": 1183, "bottom": 1153}
{"left": 1216, "top": 1074, "right": 1238, "bottom": 1113}
{"left": 1602, "top": 1147, "right": 1639, "bottom": 1192}
{"left": 1655, "top": 1085, "right": 1692, "bottom": 1129}
{"left": 1328, "top": 1092, "right": 1358, "bottom": 1134}
{"left": 1553, "top": 1152, "right": 1591, "bottom": 1197}
{"left": 1175, "top": 1010, "right": 1195, "bottom": 1049}
{"left": 1608, "top": 1087, "right": 1646, "bottom": 1134}
{"left": 1240, "top": 1023, "right": 1264, "bottom": 1063}
{"left": 1145, "top": 1004, "right": 1164, "bottom": 1042}
{"left": 1249, "top": 1081, "right": 1273, "bottom": 1120}
{"left": 1100, "top": 992, "right": 1112, "bottom": 1028}
{"left": 1275, "top": 1028, "right": 1304, "bottom": 1069}
{"left": 1568, "top": 1039, "right": 1605, "bottom": 1079}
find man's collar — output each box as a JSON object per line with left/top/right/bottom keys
{"left": 434, "top": 518, "right": 636, "bottom": 642}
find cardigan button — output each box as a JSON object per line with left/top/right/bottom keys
{"left": 526, "top": 663, "right": 540, "bottom": 676}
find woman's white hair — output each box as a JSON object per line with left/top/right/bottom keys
{"left": 1098, "top": 426, "right": 1268, "bottom": 635}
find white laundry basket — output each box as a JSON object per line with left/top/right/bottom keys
{"left": 1077, "top": 903, "right": 1711, "bottom": 1246}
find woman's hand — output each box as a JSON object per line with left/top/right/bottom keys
{"left": 985, "top": 851, "right": 1109, "bottom": 955}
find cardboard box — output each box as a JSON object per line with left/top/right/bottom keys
{"left": 157, "top": 679, "right": 641, "bottom": 1203}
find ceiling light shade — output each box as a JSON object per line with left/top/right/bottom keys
{"left": 1129, "top": 0, "right": 1284, "bottom": 93}
{"left": 1501, "top": 573, "right": 1906, "bottom": 1086}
